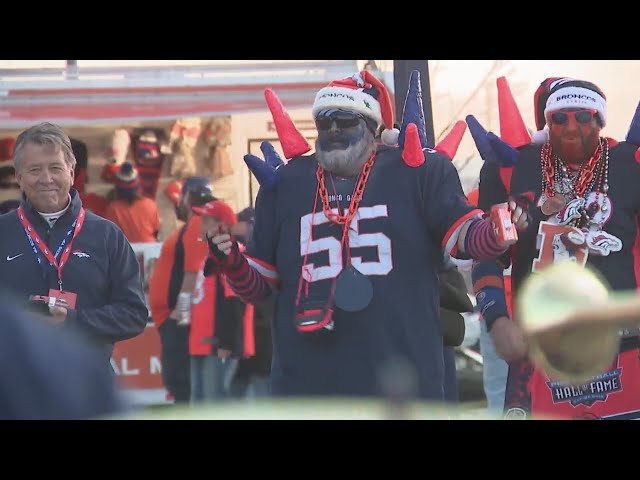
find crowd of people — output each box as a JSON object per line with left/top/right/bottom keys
{"left": 1, "top": 67, "right": 639, "bottom": 420}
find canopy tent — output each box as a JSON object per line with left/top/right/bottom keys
{"left": 0, "top": 61, "right": 361, "bottom": 129}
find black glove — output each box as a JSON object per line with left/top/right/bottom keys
{"left": 203, "top": 237, "right": 242, "bottom": 277}
{"left": 206, "top": 233, "right": 230, "bottom": 262}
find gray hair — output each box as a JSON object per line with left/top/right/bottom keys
{"left": 13, "top": 122, "right": 76, "bottom": 171}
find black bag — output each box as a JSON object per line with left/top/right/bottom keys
{"left": 439, "top": 268, "right": 473, "bottom": 347}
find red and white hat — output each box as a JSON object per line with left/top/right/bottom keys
{"left": 312, "top": 70, "right": 399, "bottom": 145}
{"left": 192, "top": 200, "right": 237, "bottom": 226}
{"left": 532, "top": 77, "right": 607, "bottom": 144}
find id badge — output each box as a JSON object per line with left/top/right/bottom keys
{"left": 48, "top": 289, "right": 77, "bottom": 309}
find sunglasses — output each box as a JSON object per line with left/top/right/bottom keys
{"left": 548, "top": 110, "right": 598, "bottom": 125}
{"left": 315, "top": 112, "right": 365, "bottom": 131}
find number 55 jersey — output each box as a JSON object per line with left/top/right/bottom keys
{"left": 246, "top": 145, "right": 481, "bottom": 399}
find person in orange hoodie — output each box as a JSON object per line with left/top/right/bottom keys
{"left": 103, "top": 162, "right": 161, "bottom": 243}
{"left": 148, "top": 178, "right": 214, "bottom": 403}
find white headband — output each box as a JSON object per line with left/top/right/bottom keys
{"left": 544, "top": 86, "right": 607, "bottom": 127}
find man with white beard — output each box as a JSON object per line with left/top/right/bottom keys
{"left": 204, "top": 71, "right": 528, "bottom": 400}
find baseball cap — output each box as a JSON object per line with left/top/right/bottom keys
{"left": 192, "top": 200, "right": 237, "bottom": 226}
{"left": 181, "top": 176, "right": 217, "bottom": 205}
{"left": 189, "top": 185, "right": 217, "bottom": 207}
{"left": 237, "top": 207, "right": 255, "bottom": 224}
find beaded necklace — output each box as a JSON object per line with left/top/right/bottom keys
{"left": 539, "top": 137, "right": 610, "bottom": 228}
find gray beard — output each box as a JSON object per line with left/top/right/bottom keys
{"left": 316, "top": 135, "right": 376, "bottom": 177}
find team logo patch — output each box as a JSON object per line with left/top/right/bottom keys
{"left": 72, "top": 250, "right": 90, "bottom": 258}
{"left": 547, "top": 368, "right": 622, "bottom": 407}
{"left": 504, "top": 408, "right": 527, "bottom": 420}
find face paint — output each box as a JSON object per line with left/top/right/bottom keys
{"left": 548, "top": 108, "right": 601, "bottom": 164}
{"left": 316, "top": 112, "right": 371, "bottom": 152}
{"left": 316, "top": 114, "right": 376, "bottom": 177}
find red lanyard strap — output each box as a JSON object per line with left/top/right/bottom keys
{"left": 17, "top": 206, "right": 86, "bottom": 289}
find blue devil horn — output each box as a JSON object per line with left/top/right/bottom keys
{"left": 486, "top": 132, "right": 519, "bottom": 167}
{"left": 465, "top": 115, "right": 496, "bottom": 163}
{"left": 625, "top": 100, "right": 640, "bottom": 146}
{"left": 399, "top": 70, "right": 428, "bottom": 149}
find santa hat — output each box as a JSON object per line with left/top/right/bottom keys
{"left": 532, "top": 77, "right": 607, "bottom": 144}
{"left": 115, "top": 162, "right": 140, "bottom": 194}
{"left": 192, "top": 200, "right": 237, "bottom": 227}
{"left": 312, "top": 71, "right": 399, "bottom": 146}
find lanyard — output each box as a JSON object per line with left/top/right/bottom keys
{"left": 17, "top": 206, "right": 86, "bottom": 291}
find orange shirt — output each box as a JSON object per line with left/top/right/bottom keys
{"left": 80, "top": 192, "right": 109, "bottom": 218}
{"left": 148, "top": 215, "right": 209, "bottom": 328}
{"left": 104, "top": 197, "right": 160, "bottom": 243}
{"left": 190, "top": 270, "right": 216, "bottom": 355}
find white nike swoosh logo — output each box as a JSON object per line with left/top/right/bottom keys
{"left": 6, "top": 253, "right": 23, "bottom": 261}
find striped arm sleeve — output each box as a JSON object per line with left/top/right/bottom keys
{"left": 464, "top": 218, "right": 507, "bottom": 261}
{"left": 213, "top": 243, "right": 273, "bottom": 304}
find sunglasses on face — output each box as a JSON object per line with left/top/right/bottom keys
{"left": 315, "top": 112, "right": 365, "bottom": 131}
{"left": 548, "top": 110, "right": 598, "bottom": 125}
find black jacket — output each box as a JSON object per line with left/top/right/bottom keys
{"left": 0, "top": 297, "right": 126, "bottom": 419}
{"left": 0, "top": 190, "right": 148, "bottom": 360}
{"left": 439, "top": 265, "right": 473, "bottom": 347}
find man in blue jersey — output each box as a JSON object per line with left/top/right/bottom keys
{"left": 204, "top": 71, "right": 528, "bottom": 400}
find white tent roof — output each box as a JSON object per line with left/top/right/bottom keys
{"left": 0, "top": 61, "right": 361, "bottom": 128}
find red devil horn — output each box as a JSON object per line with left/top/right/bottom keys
{"left": 265, "top": 88, "right": 312, "bottom": 160}
{"left": 401, "top": 123, "right": 425, "bottom": 167}
{"left": 435, "top": 120, "right": 467, "bottom": 161}
{"left": 497, "top": 77, "right": 531, "bottom": 148}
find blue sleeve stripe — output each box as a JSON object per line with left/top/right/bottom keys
{"left": 471, "top": 259, "right": 504, "bottom": 281}
{"left": 472, "top": 260, "right": 508, "bottom": 330}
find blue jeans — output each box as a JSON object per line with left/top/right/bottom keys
{"left": 230, "top": 374, "right": 271, "bottom": 399}
{"left": 158, "top": 320, "right": 190, "bottom": 403}
{"left": 190, "top": 355, "right": 238, "bottom": 403}
{"left": 443, "top": 346, "right": 458, "bottom": 403}
{"left": 479, "top": 321, "right": 508, "bottom": 413}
